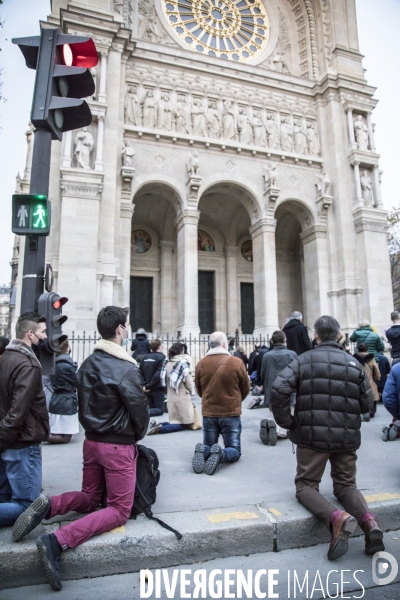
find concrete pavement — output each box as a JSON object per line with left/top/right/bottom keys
{"left": 1, "top": 396, "right": 400, "bottom": 589}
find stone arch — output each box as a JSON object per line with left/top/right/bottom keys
{"left": 198, "top": 174, "right": 262, "bottom": 225}
{"left": 131, "top": 174, "right": 185, "bottom": 215}
{"left": 275, "top": 197, "right": 316, "bottom": 231}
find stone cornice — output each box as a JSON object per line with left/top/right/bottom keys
{"left": 60, "top": 169, "right": 104, "bottom": 200}
{"left": 300, "top": 225, "right": 328, "bottom": 244}
{"left": 328, "top": 288, "right": 363, "bottom": 298}
{"left": 175, "top": 210, "right": 200, "bottom": 231}
{"left": 249, "top": 218, "right": 277, "bottom": 237}
{"left": 353, "top": 206, "right": 389, "bottom": 234}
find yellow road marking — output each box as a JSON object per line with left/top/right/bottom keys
{"left": 207, "top": 511, "right": 259, "bottom": 524}
{"left": 364, "top": 493, "right": 400, "bottom": 503}
{"left": 268, "top": 508, "right": 282, "bottom": 516}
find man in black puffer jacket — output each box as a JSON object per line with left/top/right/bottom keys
{"left": 271, "top": 315, "right": 384, "bottom": 561}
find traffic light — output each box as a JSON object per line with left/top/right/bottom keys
{"left": 38, "top": 292, "right": 68, "bottom": 353}
{"left": 12, "top": 194, "right": 51, "bottom": 235}
{"left": 12, "top": 28, "right": 98, "bottom": 141}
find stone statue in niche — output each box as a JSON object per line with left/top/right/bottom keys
{"left": 142, "top": 89, "right": 158, "bottom": 129}
{"left": 191, "top": 98, "right": 207, "bottom": 137}
{"left": 293, "top": 118, "right": 308, "bottom": 155}
{"left": 252, "top": 109, "right": 267, "bottom": 147}
{"left": 237, "top": 107, "right": 253, "bottom": 145}
{"left": 222, "top": 99, "right": 236, "bottom": 141}
{"left": 157, "top": 92, "right": 172, "bottom": 131}
{"left": 306, "top": 121, "right": 321, "bottom": 155}
{"left": 175, "top": 95, "right": 191, "bottom": 134}
{"left": 354, "top": 115, "right": 369, "bottom": 151}
{"left": 125, "top": 86, "right": 142, "bottom": 126}
{"left": 122, "top": 140, "right": 135, "bottom": 168}
{"left": 266, "top": 113, "right": 279, "bottom": 150}
{"left": 280, "top": 116, "right": 293, "bottom": 152}
{"left": 271, "top": 50, "right": 290, "bottom": 74}
{"left": 263, "top": 162, "right": 277, "bottom": 190}
{"left": 74, "top": 127, "right": 94, "bottom": 169}
{"left": 187, "top": 151, "right": 200, "bottom": 177}
{"left": 316, "top": 171, "right": 332, "bottom": 197}
{"left": 360, "top": 170, "right": 374, "bottom": 206}
{"left": 207, "top": 100, "right": 221, "bottom": 138}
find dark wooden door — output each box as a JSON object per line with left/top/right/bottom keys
{"left": 240, "top": 282, "right": 255, "bottom": 334}
{"left": 130, "top": 276, "right": 153, "bottom": 332}
{"left": 198, "top": 271, "right": 215, "bottom": 334}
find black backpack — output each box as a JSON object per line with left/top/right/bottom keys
{"left": 130, "top": 445, "right": 182, "bottom": 540}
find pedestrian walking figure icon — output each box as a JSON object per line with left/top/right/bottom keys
{"left": 17, "top": 205, "right": 28, "bottom": 228}
{"left": 33, "top": 204, "right": 47, "bottom": 229}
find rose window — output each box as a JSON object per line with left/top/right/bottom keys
{"left": 162, "top": 0, "right": 270, "bottom": 62}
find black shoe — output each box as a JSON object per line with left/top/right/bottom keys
{"left": 192, "top": 443, "right": 205, "bottom": 474}
{"left": 389, "top": 420, "right": 400, "bottom": 441}
{"left": 36, "top": 533, "right": 63, "bottom": 591}
{"left": 13, "top": 494, "right": 51, "bottom": 542}
{"left": 382, "top": 426, "right": 390, "bottom": 442}
{"left": 204, "top": 444, "right": 223, "bottom": 475}
{"left": 259, "top": 419, "right": 278, "bottom": 446}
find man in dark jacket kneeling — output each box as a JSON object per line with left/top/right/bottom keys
{"left": 271, "top": 315, "right": 384, "bottom": 561}
{"left": 13, "top": 306, "right": 149, "bottom": 591}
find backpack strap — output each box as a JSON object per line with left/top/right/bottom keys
{"left": 135, "top": 481, "right": 182, "bottom": 540}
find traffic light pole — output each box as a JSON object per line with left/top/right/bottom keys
{"left": 20, "top": 129, "right": 52, "bottom": 313}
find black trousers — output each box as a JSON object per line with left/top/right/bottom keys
{"left": 146, "top": 389, "right": 165, "bottom": 416}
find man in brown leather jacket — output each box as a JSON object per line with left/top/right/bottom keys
{"left": 0, "top": 312, "right": 49, "bottom": 527}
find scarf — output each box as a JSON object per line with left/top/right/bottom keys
{"left": 160, "top": 356, "right": 191, "bottom": 393}
{"left": 93, "top": 339, "right": 138, "bottom": 365}
{"left": 6, "top": 339, "right": 41, "bottom": 367}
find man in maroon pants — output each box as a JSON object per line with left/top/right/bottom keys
{"left": 13, "top": 306, "right": 149, "bottom": 591}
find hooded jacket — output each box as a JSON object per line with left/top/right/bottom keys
{"left": 78, "top": 339, "right": 149, "bottom": 445}
{"left": 270, "top": 341, "right": 373, "bottom": 452}
{"left": 0, "top": 340, "right": 49, "bottom": 452}
{"left": 130, "top": 332, "right": 150, "bottom": 358}
{"left": 282, "top": 319, "right": 312, "bottom": 355}
{"left": 386, "top": 324, "right": 400, "bottom": 358}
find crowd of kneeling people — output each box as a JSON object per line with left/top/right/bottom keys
{"left": 1, "top": 307, "right": 400, "bottom": 590}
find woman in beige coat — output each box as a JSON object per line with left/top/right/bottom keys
{"left": 354, "top": 342, "right": 380, "bottom": 418}
{"left": 147, "top": 342, "right": 196, "bottom": 434}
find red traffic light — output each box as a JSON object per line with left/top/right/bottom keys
{"left": 61, "top": 39, "right": 98, "bottom": 69}
{"left": 52, "top": 297, "right": 68, "bottom": 310}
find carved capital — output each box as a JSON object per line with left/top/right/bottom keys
{"left": 316, "top": 194, "right": 333, "bottom": 225}
{"left": 175, "top": 209, "right": 200, "bottom": 231}
{"left": 120, "top": 201, "right": 134, "bottom": 219}
{"left": 187, "top": 175, "right": 202, "bottom": 207}
{"left": 60, "top": 181, "right": 103, "bottom": 200}
{"left": 264, "top": 185, "right": 280, "bottom": 216}
{"left": 249, "top": 217, "right": 277, "bottom": 238}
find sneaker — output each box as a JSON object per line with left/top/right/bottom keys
{"left": 204, "top": 444, "right": 223, "bottom": 475}
{"left": 192, "top": 443, "right": 205, "bottom": 474}
{"left": 36, "top": 533, "right": 63, "bottom": 591}
{"left": 147, "top": 423, "right": 162, "bottom": 435}
{"left": 13, "top": 494, "right": 51, "bottom": 542}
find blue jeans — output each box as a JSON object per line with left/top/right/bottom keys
{"left": 203, "top": 416, "right": 242, "bottom": 463}
{"left": 159, "top": 422, "right": 186, "bottom": 434}
{"left": 0, "top": 445, "right": 42, "bottom": 526}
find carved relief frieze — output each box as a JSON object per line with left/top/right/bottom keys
{"left": 137, "top": 0, "right": 178, "bottom": 48}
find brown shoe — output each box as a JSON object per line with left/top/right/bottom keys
{"left": 327, "top": 512, "right": 357, "bottom": 560}
{"left": 147, "top": 424, "right": 162, "bottom": 436}
{"left": 362, "top": 518, "right": 385, "bottom": 554}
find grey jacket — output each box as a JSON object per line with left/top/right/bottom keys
{"left": 261, "top": 344, "right": 297, "bottom": 406}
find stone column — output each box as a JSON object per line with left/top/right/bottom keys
{"left": 373, "top": 165, "right": 382, "bottom": 208}
{"left": 98, "top": 51, "right": 107, "bottom": 104}
{"left": 225, "top": 246, "right": 238, "bottom": 335}
{"left": 119, "top": 201, "right": 134, "bottom": 308}
{"left": 353, "top": 161, "right": 363, "bottom": 203}
{"left": 160, "top": 241, "right": 175, "bottom": 334}
{"left": 175, "top": 210, "right": 200, "bottom": 337}
{"left": 301, "top": 226, "right": 330, "bottom": 324}
{"left": 95, "top": 116, "right": 105, "bottom": 171}
{"left": 249, "top": 218, "right": 279, "bottom": 336}
{"left": 23, "top": 124, "right": 34, "bottom": 180}
{"left": 347, "top": 108, "right": 356, "bottom": 145}
{"left": 62, "top": 130, "right": 72, "bottom": 168}
{"left": 366, "top": 112, "right": 376, "bottom": 152}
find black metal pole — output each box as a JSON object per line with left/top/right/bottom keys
{"left": 20, "top": 129, "right": 52, "bottom": 313}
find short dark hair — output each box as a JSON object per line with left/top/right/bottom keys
{"left": 271, "top": 330, "right": 285, "bottom": 345}
{"left": 168, "top": 342, "right": 184, "bottom": 360}
{"left": 15, "top": 312, "right": 46, "bottom": 340}
{"left": 0, "top": 337, "right": 10, "bottom": 355}
{"left": 391, "top": 311, "right": 400, "bottom": 321}
{"left": 150, "top": 339, "right": 161, "bottom": 352}
{"left": 357, "top": 342, "right": 368, "bottom": 353}
{"left": 314, "top": 315, "right": 340, "bottom": 342}
{"left": 97, "top": 306, "right": 128, "bottom": 340}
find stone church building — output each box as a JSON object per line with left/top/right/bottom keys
{"left": 13, "top": 0, "right": 393, "bottom": 338}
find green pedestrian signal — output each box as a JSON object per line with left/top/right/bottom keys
{"left": 12, "top": 194, "right": 51, "bottom": 236}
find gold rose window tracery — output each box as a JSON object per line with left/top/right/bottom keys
{"left": 162, "top": 0, "right": 270, "bottom": 62}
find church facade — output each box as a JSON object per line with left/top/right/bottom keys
{"left": 13, "top": 0, "right": 393, "bottom": 337}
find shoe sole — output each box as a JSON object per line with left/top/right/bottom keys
{"left": 36, "top": 539, "right": 62, "bottom": 592}
{"left": 260, "top": 419, "right": 277, "bottom": 446}
{"left": 328, "top": 516, "right": 357, "bottom": 561}
{"left": 192, "top": 443, "right": 205, "bottom": 474}
{"left": 365, "top": 528, "right": 385, "bottom": 555}
{"left": 204, "top": 444, "right": 222, "bottom": 475}
{"left": 382, "top": 426, "right": 390, "bottom": 442}
{"left": 13, "top": 495, "right": 50, "bottom": 542}
{"left": 389, "top": 425, "right": 399, "bottom": 441}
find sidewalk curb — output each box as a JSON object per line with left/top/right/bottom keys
{"left": 1, "top": 497, "right": 399, "bottom": 589}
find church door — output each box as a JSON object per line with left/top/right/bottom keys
{"left": 198, "top": 271, "right": 215, "bottom": 334}
{"left": 130, "top": 276, "right": 153, "bottom": 332}
{"left": 240, "top": 282, "right": 255, "bottom": 334}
